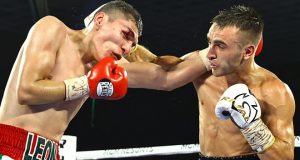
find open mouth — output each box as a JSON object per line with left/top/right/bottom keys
{"left": 210, "top": 62, "right": 217, "bottom": 68}
{"left": 112, "top": 53, "right": 121, "bottom": 60}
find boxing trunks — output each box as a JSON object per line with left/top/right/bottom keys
{"left": 0, "top": 123, "right": 60, "bottom": 160}
{"left": 199, "top": 153, "right": 259, "bottom": 160}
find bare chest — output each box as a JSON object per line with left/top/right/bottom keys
{"left": 49, "top": 41, "right": 87, "bottom": 81}
{"left": 193, "top": 77, "right": 266, "bottom": 155}
{"left": 194, "top": 76, "right": 266, "bottom": 133}
{"left": 194, "top": 76, "right": 246, "bottom": 136}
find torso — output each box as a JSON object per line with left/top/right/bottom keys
{"left": 0, "top": 25, "right": 88, "bottom": 141}
{"left": 193, "top": 68, "right": 280, "bottom": 157}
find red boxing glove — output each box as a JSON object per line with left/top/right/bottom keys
{"left": 255, "top": 36, "right": 263, "bottom": 56}
{"left": 87, "top": 57, "right": 128, "bottom": 100}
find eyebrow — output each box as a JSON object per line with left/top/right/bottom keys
{"left": 207, "top": 36, "right": 227, "bottom": 45}
{"left": 214, "top": 39, "right": 227, "bottom": 45}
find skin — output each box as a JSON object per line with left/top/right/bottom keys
{"left": 122, "top": 23, "right": 295, "bottom": 160}
{"left": 0, "top": 11, "right": 138, "bottom": 141}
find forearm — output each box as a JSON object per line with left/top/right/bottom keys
{"left": 126, "top": 44, "right": 183, "bottom": 70}
{"left": 18, "top": 79, "right": 68, "bottom": 105}
{"left": 124, "top": 47, "right": 210, "bottom": 90}
{"left": 241, "top": 120, "right": 293, "bottom": 160}
{"left": 123, "top": 62, "right": 168, "bottom": 90}
{"left": 258, "top": 139, "right": 294, "bottom": 160}
{"left": 124, "top": 55, "right": 208, "bottom": 91}
{"left": 152, "top": 55, "right": 183, "bottom": 70}
{"left": 239, "top": 114, "right": 293, "bottom": 160}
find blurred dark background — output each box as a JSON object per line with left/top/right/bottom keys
{"left": 0, "top": 0, "right": 299, "bottom": 159}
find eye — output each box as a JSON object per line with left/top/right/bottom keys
{"left": 214, "top": 42, "right": 226, "bottom": 49}
{"left": 122, "top": 31, "right": 128, "bottom": 39}
{"left": 217, "top": 44, "right": 225, "bottom": 48}
{"left": 122, "top": 31, "right": 133, "bottom": 41}
{"left": 122, "top": 30, "right": 137, "bottom": 49}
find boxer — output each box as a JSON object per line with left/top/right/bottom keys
{"left": 0, "top": 1, "right": 140, "bottom": 159}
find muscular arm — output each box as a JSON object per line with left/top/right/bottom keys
{"left": 258, "top": 82, "right": 295, "bottom": 160}
{"left": 122, "top": 49, "right": 209, "bottom": 91}
{"left": 124, "top": 44, "right": 183, "bottom": 70}
{"left": 125, "top": 44, "right": 157, "bottom": 62}
{"left": 17, "top": 16, "right": 67, "bottom": 105}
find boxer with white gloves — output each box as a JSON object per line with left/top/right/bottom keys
{"left": 215, "top": 84, "right": 275, "bottom": 152}
{"left": 121, "top": 5, "right": 295, "bottom": 160}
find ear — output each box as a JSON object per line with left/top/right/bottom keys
{"left": 243, "top": 45, "right": 255, "bottom": 59}
{"left": 93, "top": 12, "right": 105, "bottom": 29}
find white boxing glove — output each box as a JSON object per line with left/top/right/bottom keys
{"left": 215, "top": 83, "right": 275, "bottom": 152}
{"left": 215, "top": 83, "right": 261, "bottom": 128}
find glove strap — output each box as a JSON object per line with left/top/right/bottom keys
{"left": 240, "top": 119, "right": 275, "bottom": 153}
{"left": 64, "top": 75, "right": 89, "bottom": 101}
{"left": 198, "top": 49, "right": 211, "bottom": 71}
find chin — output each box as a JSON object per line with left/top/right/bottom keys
{"left": 212, "top": 70, "right": 222, "bottom": 77}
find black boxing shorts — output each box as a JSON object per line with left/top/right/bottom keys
{"left": 0, "top": 123, "right": 60, "bottom": 160}
{"left": 199, "top": 152, "right": 259, "bottom": 160}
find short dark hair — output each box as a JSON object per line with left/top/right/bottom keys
{"left": 97, "top": 0, "right": 143, "bottom": 36}
{"left": 211, "top": 5, "right": 263, "bottom": 43}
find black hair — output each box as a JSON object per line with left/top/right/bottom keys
{"left": 96, "top": 0, "right": 143, "bottom": 36}
{"left": 211, "top": 5, "right": 263, "bottom": 43}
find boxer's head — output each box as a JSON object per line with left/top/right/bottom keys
{"left": 207, "top": 5, "right": 264, "bottom": 76}
{"left": 85, "top": 0, "right": 143, "bottom": 37}
{"left": 84, "top": 0, "right": 143, "bottom": 60}
{"left": 211, "top": 5, "right": 263, "bottom": 49}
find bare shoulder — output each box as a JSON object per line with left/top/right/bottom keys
{"left": 32, "top": 16, "right": 63, "bottom": 29}
{"left": 23, "top": 16, "right": 68, "bottom": 53}
{"left": 257, "top": 68, "right": 295, "bottom": 149}
{"left": 259, "top": 69, "right": 295, "bottom": 110}
{"left": 29, "top": 16, "right": 67, "bottom": 40}
{"left": 37, "top": 16, "right": 62, "bottom": 23}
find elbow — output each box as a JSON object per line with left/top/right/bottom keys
{"left": 286, "top": 147, "right": 294, "bottom": 160}
{"left": 17, "top": 85, "right": 35, "bottom": 105}
{"left": 288, "top": 155, "right": 294, "bottom": 160}
{"left": 268, "top": 139, "right": 294, "bottom": 160}
{"left": 151, "top": 68, "right": 175, "bottom": 91}
{"left": 282, "top": 152, "right": 294, "bottom": 160}
{"left": 155, "top": 77, "right": 176, "bottom": 91}
{"left": 277, "top": 139, "right": 294, "bottom": 160}
{"left": 284, "top": 141, "right": 294, "bottom": 160}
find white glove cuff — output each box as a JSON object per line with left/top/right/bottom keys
{"left": 215, "top": 97, "right": 234, "bottom": 120}
{"left": 64, "top": 75, "right": 89, "bottom": 101}
{"left": 199, "top": 49, "right": 211, "bottom": 71}
{"left": 241, "top": 119, "right": 275, "bottom": 153}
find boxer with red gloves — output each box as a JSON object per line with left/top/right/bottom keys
{"left": 64, "top": 57, "right": 128, "bottom": 101}
{"left": 0, "top": 1, "right": 141, "bottom": 159}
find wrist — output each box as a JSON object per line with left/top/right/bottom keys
{"left": 199, "top": 49, "right": 211, "bottom": 71}
{"left": 126, "top": 45, "right": 157, "bottom": 63}
{"left": 240, "top": 118, "right": 275, "bottom": 152}
{"left": 64, "top": 75, "right": 89, "bottom": 101}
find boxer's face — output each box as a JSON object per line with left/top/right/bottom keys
{"left": 207, "top": 23, "right": 244, "bottom": 76}
{"left": 92, "top": 12, "right": 139, "bottom": 61}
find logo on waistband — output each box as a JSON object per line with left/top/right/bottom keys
{"left": 23, "top": 133, "right": 59, "bottom": 160}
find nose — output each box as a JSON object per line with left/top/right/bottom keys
{"left": 207, "top": 45, "right": 216, "bottom": 60}
{"left": 121, "top": 42, "right": 133, "bottom": 56}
